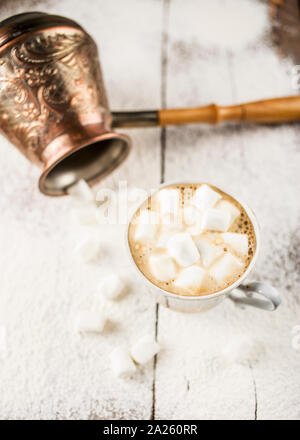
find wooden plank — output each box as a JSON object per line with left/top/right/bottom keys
{"left": 155, "top": 0, "right": 300, "bottom": 420}
{"left": 1, "top": 0, "right": 300, "bottom": 420}
{"left": 154, "top": 0, "right": 255, "bottom": 419}
{"left": 229, "top": 4, "right": 300, "bottom": 420}
{"left": 0, "top": 0, "right": 162, "bottom": 419}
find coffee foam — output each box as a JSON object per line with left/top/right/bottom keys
{"left": 128, "top": 183, "right": 257, "bottom": 297}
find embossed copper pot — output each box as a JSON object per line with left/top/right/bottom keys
{"left": 3, "top": 13, "right": 300, "bottom": 196}
{"left": 0, "top": 12, "right": 131, "bottom": 196}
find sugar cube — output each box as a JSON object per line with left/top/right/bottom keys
{"left": 174, "top": 265, "right": 205, "bottom": 291}
{"left": 209, "top": 253, "right": 244, "bottom": 285}
{"left": 222, "top": 232, "right": 248, "bottom": 256}
{"left": 157, "top": 188, "right": 179, "bottom": 217}
{"left": 74, "top": 310, "right": 106, "bottom": 333}
{"left": 98, "top": 273, "right": 126, "bottom": 300}
{"left": 148, "top": 253, "right": 177, "bottom": 282}
{"left": 191, "top": 184, "right": 221, "bottom": 211}
{"left": 201, "top": 208, "right": 231, "bottom": 232}
{"left": 67, "top": 179, "right": 94, "bottom": 203}
{"left": 75, "top": 236, "right": 100, "bottom": 262}
{"left": 135, "top": 210, "right": 160, "bottom": 243}
{"left": 167, "top": 233, "right": 200, "bottom": 267}
{"left": 131, "top": 335, "right": 160, "bottom": 364}
{"left": 217, "top": 200, "right": 240, "bottom": 226}
{"left": 110, "top": 346, "right": 136, "bottom": 377}
{"left": 195, "top": 238, "right": 223, "bottom": 267}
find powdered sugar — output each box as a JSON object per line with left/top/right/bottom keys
{"left": 0, "top": 0, "right": 299, "bottom": 420}
{"left": 169, "top": 0, "right": 270, "bottom": 53}
{"left": 157, "top": 0, "right": 300, "bottom": 421}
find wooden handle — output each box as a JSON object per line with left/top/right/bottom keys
{"left": 158, "top": 96, "right": 300, "bottom": 125}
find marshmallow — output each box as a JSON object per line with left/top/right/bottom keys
{"left": 222, "top": 233, "right": 248, "bottom": 256}
{"left": 217, "top": 200, "right": 240, "bottom": 226}
{"left": 110, "top": 346, "right": 136, "bottom": 377}
{"left": 156, "top": 232, "right": 173, "bottom": 249}
{"left": 74, "top": 310, "right": 106, "bottom": 333}
{"left": 135, "top": 210, "right": 159, "bottom": 243}
{"left": 167, "top": 233, "right": 200, "bottom": 267}
{"left": 187, "top": 221, "right": 203, "bottom": 236}
{"left": 183, "top": 206, "right": 202, "bottom": 225}
{"left": 75, "top": 236, "right": 100, "bottom": 262}
{"left": 183, "top": 206, "right": 203, "bottom": 235}
{"left": 161, "top": 216, "right": 184, "bottom": 233}
{"left": 72, "top": 205, "right": 98, "bottom": 225}
{"left": 130, "top": 335, "right": 160, "bottom": 364}
{"left": 157, "top": 188, "right": 179, "bottom": 216}
{"left": 209, "top": 253, "right": 244, "bottom": 285}
{"left": 222, "top": 335, "right": 262, "bottom": 364}
{"left": 174, "top": 265, "right": 205, "bottom": 291}
{"left": 195, "top": 238, "right": 223, "bottom": 267}
{"left": 191, "top": 184, "right": 221, "bottom": 211}
{"left": 67, "top": 179, "right": 95, "bottom": 203}
{"left": 201, "top": 208, "right": 231, "bottom": 232}
{"left": 98, "top": 273, "right": 126, "bottom": 300}
{"left": 148, "top": 253, "right": 177, "bottom": 282}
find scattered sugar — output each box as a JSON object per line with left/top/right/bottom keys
{"left": 222, "top": 334, "right": 264, "bottom": 364}
{"left": 0, "top": 0, "right": 298, "bottom": 421}
{"left": 169, "top": 0, "right": 270, "bottom": 52}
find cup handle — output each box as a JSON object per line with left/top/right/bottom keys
{"left": 228, "top": 281, "right": 281, "bottom": 311}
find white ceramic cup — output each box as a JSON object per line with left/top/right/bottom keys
{"left": 126, "top": 181, "right": 281, "bottom": 313}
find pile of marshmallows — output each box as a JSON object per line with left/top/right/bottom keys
{"left": 134, "top": 184, "right": 249, "bottom": 291}
{"left": 68, "top": 179, "right": 160, "bottom": 378}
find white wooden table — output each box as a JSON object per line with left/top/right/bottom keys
{"left": 0, "top": 0, "right": 299, "bottom": 420}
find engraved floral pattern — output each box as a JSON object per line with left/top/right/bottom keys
{"left": 0, "top": 29, "right": 107, "bottom": 164}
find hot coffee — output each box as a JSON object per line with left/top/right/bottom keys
{"left": 128, "top": 183, "right": 256, "bottom": 296}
